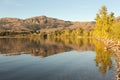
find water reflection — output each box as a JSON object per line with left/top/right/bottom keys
{"left": 0, "top": 38, "right": 73, "bottom": 57}
{"left": 0, "top": 38, "right": 116, "bottom": 80}
{"left": 93, "top": 40, "right": 113, "bottom": 74}
{"left": 0, "top": 38, "right": 95, "bottom": 57}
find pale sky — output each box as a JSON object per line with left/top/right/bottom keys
{"left": 0, "top": 0, "right": 120, "bottom": 21}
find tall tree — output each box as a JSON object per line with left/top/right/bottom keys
{"left": 93, "top": 6, "right": 115, "bottom": 37}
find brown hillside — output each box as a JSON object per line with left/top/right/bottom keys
{"left": 0, "top": 16, "right": 95, "bottom": 32}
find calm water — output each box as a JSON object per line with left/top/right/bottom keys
{"left": 0, "top": 38, "right": 117, "bottom": 80}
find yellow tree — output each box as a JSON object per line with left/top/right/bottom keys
{"left": 93, "top": 6, "right": 115, "bottom": 38}
{"left": 107, "top": 12, "right": 114, "bottom": 33}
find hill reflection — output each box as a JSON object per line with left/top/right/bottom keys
{"left": 0, "top": 38, "right": 94, "bottom": 57}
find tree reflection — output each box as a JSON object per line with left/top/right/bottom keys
{"left": 92, "top": 40, "right": 112, "bottom": 74}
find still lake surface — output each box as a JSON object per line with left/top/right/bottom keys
{"left": 0, "top": 38, "right": 117, "bottom": 80}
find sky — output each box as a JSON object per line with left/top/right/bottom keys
{"left": 0, "top": 0, "right": 120, "bottom": 21}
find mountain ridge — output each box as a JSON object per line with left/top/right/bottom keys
{"left": 0, "top": 16, "right": 95, "bottom": 32}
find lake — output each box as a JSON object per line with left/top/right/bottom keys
{"left": 0, "top": 38, "right": 117, "bottom": 80}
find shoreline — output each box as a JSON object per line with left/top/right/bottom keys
{"left": 97, "top": 38, "right": 120, "bottom": 79}
{"left": 98, "top": 38, "right": 120, "bottom": 53}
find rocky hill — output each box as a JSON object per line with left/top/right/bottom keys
{"left": 0, "top": 16, "right": 95, "bottom": 32}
